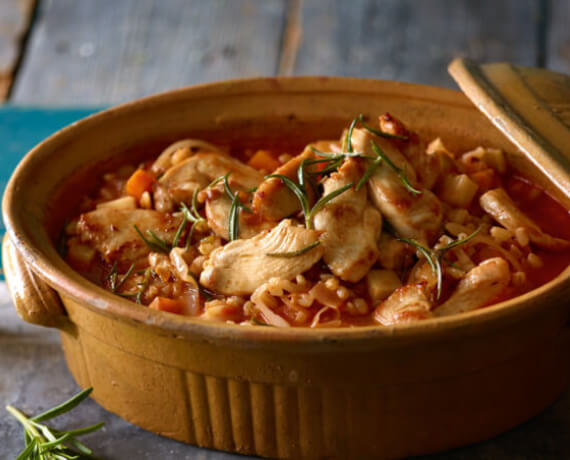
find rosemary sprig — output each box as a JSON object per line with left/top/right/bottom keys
{"left": 370, "top": 140, "right": 422, "bottom": 196}
{"left": 355, "top": 156, "right": 382, "bottom": 191}
{"left": 439, "top": 227, "right": 481, "bottom": 253}
{"left": 134, "top": 224, "right": 170, "bottom": 253}
{"left": 106, "top": 261, "right": 118, "bottom": 291}
{"left": 266, "top": 173, "right": 353, "bottom": 229}
{"left": 397, "top": 227, "right": 482, "bottom": 300}
{"left": 266, "top": 241, "right": 321, "bottom": 258}
{"left": 6, "top": 387, "right": 103, "bottom": 460}
{"left": 172, "top": 215, "right": 187, "bottom": 248}
{"left": 221, "top": 172, "right": 252, "bottom": 241}
{"left": 345, "top": 117, "right": 358, "bottom": 153}
{"left": 115, "top": 263, "right": 135, "bottom": 292}
{"left": 358, "top": 114, "right": 409, "bottom": 141}
{"left": 397, "top": 237, "right": 444, "bottom": 300}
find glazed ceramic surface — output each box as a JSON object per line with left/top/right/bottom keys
{"left": 3, "top": 77, "right": 570, "bottom": 459}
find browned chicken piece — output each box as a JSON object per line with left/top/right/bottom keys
{"left": 377, "top": 233, "right": 415, "bottom": 269}
{"left": 252, "top": 146, "right": 315, "bottom": 221}
{"left": 434, "top": 257, "right": 510, "bottom": 317}
{"left": 374, "top": 283, "right": 433, "bottom": 326}
{"left": 205, "top": 192, "right": 275, "bottom": 240}
{"left": 200, "top": 220, "right": 324, "bottom": 295}
{"left": 76, "top": 208, "right": 182, "bottom": 267}
{"left": 351, "top": 128, "right": 443, "bottom": 244}
{"left": 159, "top": 152, "right": 263, "bottom": 205}
{"left": 379, "top": 113, "right": 441, "bottom": 190}
{"left": 313, "top": 158, "right": 382, "bottom": 282}
{"left": 480, "top": 188, "right": 570, "bottom": 250}
{"left": 151, "top": 139, "right": 224, "bottom": 175}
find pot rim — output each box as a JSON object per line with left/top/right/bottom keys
{"left": 4, "top": 75, "right": 570, "bottom": 345}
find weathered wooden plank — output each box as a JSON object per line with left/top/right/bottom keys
{"left": 291, "top": 0, "right": 542, "bottom": 88}
{"left": 0, "top": 0, "right": 36, "bottom": 101}
{"left": 11, "top": 0, "right": 287, "bottom": 105}
{"left": 547, "top": 0, "right": 570, "bottom": 75}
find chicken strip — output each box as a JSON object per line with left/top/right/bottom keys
{"left": 159, "top": 152, "right": 263, "bottom": 205}
{"left": 200, "top": 219, "right": 323, "bottom": 295}
{"left": 379, "top": 113, "right": 441, "bottom": 190}
{"left": 313, "top": 158, "right": 382, "bottom": 282}
{"left": 434, "top": 257, "right": 510, "bottom": 317}
{"left": 374, "top": 283, "right": 433, "bottom": 326}
{"left": 77, "top": 208, "right": 182, "bottom": 267}
{"left": 252, "top": 146, "right": 315, "bottom": 221}
{"left": 480, "top": 188, "right": 570, "bottom": 250}
{"left": 351, "top": 128, "right": 443, "bottom": 244}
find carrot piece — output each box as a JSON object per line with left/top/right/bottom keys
{"left": 247, "top": 150, "right": 281, "bottom": 172}
{"left": 149, "top": 296, "right": 185, "bottom": 314}
{"left": 126, "top": 169, "right": 156, "bottom": 200}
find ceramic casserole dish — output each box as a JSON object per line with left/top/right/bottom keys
{"left": 3, "top": 63, "right": 570, "bottom": 459}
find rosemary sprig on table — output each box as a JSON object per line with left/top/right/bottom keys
{"left": 397, "top": 228, "right": 481, "bottom": 300}
{"left": 6, "top": 387, "right": 103, "bottom": 460}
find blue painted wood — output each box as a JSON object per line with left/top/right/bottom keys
{"left": 0, "top": 107, "right": 102, "bottom": 263}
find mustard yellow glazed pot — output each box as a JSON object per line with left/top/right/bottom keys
{"left": 3, "top": 74, "right": 570, "bottom": 460}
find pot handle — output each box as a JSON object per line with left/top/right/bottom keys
{"left": 2, "top": 235, "right": 66, "bottom": 328}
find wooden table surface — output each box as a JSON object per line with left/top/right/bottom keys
{"left": 1, "top": 1, "right": 569, "bottom": 459}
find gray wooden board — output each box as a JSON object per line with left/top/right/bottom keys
{"left": 1, "top": 283, "right": 570, "bottom": 459}
{"left": 10, "top": 0, "right": 287, "bottom": 105}
{"left": 291, "top": 0, "right": 542, "bottom": 88}
{"left": 547, "top": 0, "right": 570, "bottom": 75}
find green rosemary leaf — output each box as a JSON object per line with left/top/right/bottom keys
{"left": 172, "top": 215, "right": 188, "bottom": 248}
{"left": 440, "top": 227, "right": 481, "bottom": 252}
{"left": 266, "top": 241, "right": 321, "bottom": 258}
{"left": 8, "top": 387, "right": 103, "bottom": 460}
{"left": 146, "top": 229, "right": 171, "bottom": 252}
{"left": 180, "top": 203, "right": 198, "bottom": 224}
{"left": 207, "top": 175, "right": 223, "bottom": 189}
{"left": 370, "top": 140, "right": 422, "bottom": 196}
{"left": 185, "top": 224, "right": 195, "bottom": 250}
{"left": 134, "top": 225, "right": 169, "bottom": 253}
{"left": 106, "top": 261, "right": 118, "bottom": 292}
{"left": 315, "top": 158, "right": 344, "bottom": 176}
{"left": 308, "top": 182, "right": 353, "bottom": 228}
{"left": 228, "top": 195, "right": 240, "bottom": 242}
{"left": 223, "top": 171, "right": 236, "bottom": 200}
{"left": 63, "top": 437, "right": 92, "bottom": 456}
{"left": 115, "top": 263, "right": 135, "bottom": 292}
{"left": 63, "top": 422, "right": 105, "bottom": 439}
{"left": 191, "top": 188, "right": 201, "bottom": 217}
{"left": 310, "top": 146, "right": 375, "bottom": 160}
{"left": 345, "top": 117, "right": 358, "bottom": 153}
{"left": 265, "top": 173, "right": 311, "bottom": 220}
{"left": 32, "top": 388, "right": 93, "bottom": 423}
{"left": 39, "top": 432, "right": 72, "bottom": 450}
{"left": 397, "top": 237, "right": 443, "bottom": 300}
{"left": 399, "top": 167, "right": 422, "bottom": 196}
{"left": 15, "top": 438, "right": 36, "bottom": 460}
{"left": 355, "top": 157, "right": 382, "bottom": 191}
{"left": 358, "top": 114, "right": 409, "bottom": 140}
{"left": 252, "top": 317, "right": 274, "bottom": 327}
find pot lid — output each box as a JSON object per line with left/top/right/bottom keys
{"left": 448, "top": 58, "right": 570, "bottom": 197}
